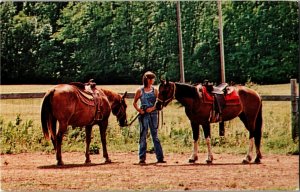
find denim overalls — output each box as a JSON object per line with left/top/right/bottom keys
{"left": 138, "top": 87, "right": 164, "bottom": 162}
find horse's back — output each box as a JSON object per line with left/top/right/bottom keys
{"left": 51, "top": 84, "right": 78, "bottom": 108}
{"left": 49, "top": 84, "right": 111, "bottom": 126}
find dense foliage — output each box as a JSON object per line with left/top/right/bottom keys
{"left": 1, "top": 1, "right": 298, "bottom": 84}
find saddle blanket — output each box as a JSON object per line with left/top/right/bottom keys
{"left": 73, "top": 86, "right": 95, "bottom": 106}
{"left": 202, "top": 86, "right": 240, "bottom": 105}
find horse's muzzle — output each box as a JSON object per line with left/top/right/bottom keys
{"left": 119, "top": 119, "right": 128, "bottom": 127}
{"left": 155, "top": 101, "right": 163, "bottom": 111}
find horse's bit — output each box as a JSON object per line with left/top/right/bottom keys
{"left": 157, "top": 82, "right": 176, "bottom": 107}
{"left": 114, "top": 102, "right": 126, "bottom": 123}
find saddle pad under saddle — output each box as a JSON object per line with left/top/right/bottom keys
{"left": 73, "top": 86, "right": 95, "bottom": 106}
{"left": 202, "top": 86, "right": 240, "bottom": 105}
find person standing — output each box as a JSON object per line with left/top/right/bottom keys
{"left": 133, "top": 71, "right": 166, "bottom": 164}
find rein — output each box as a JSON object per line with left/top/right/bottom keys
{"left": 157, "top": 82, "right": 176, "bottom": 105}
{"left": 127, "top": 83, "right": 175, "bottom": 128}
{"left": 113, "top": 100, "right": 126, "bottom": 125}
{"left": 115, "top": 103, "right": 125, "bottom": 118}
{"left": 160, "top": 110, "right": 163, "bottom": 129}
{"left": 156, "top": 82, "right": 176, "bottom": 130}
{"left": 127, "top": 112, "right": 140, "bottom": 126}
{"left": 127, "top": 109, "right": 163, "bottom": 130}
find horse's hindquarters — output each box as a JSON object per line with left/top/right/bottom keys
{"left": 51, "top": 86, "right": 96, "bottom": 127}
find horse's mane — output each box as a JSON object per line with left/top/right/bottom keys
{"left": 100, "top": 88, "right": 121, "bottom": 102}
{"left": 175, "top": 82, "right": 198, "bottom": 98}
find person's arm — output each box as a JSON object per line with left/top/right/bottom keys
{"left": 133, "top": 88, "right": 145, "bottom": 114}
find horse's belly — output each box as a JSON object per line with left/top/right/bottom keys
{"left": 68, "top": 107, "right": 96, "bottom": 126}
{"left": 222, "top": 105, "right": 242, "bottom": 121}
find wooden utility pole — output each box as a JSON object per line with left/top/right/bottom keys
{"left": 218, "top": 0, "right": 225, "bottom": 83}
{"left": 297, "top": 1, "right": 300, "bottom": 141}
{"left": 218, "top": 0, "right": 225, "bottom": 136}
{"left": 176, "top": 1, "right": 185, "bottom": 83}
{"left": 291, "top": 79, "right": 299, "bottom": 141}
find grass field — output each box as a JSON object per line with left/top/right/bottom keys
{"left": 0, "top": 84, "right": 298, "bottom": 156}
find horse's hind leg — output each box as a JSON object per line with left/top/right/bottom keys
{"left": 85, "top": 125, "right": 92, "bottom": 164}
{"left": 254, "top": 104, "right": 263, "bottom": 163}
{"left": 56, "top": 126, "right": 66, "bottom": 166}
{"left": 239, "top": 112, "right": 256, "bottom": 164}
{"left": 99, "top": 120, "right": 111, "bottom": 163}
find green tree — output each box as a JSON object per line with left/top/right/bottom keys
{"left": 224, "top": 1, "right": 298, "bottom": 84}
{"left": 1, "top": 2, "right": 39, "bottom": 83}
{"left": 182, "top": 2, "right": 220, "bottom": 83}
{"left": 1, "top": 1, "right": 298, "bottom": 84}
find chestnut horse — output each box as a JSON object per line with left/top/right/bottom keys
{"left": 41, "top": 84, "right": 127, "bottom": 165}
{"left": 155, "top": 80, "right": 263, "bottom": 164}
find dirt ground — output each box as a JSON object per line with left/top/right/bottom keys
{"left": 1, "top": 152, "right": 299, "bottom": 191}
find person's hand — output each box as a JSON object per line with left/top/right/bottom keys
{"left": 146, "top": 106, "right": 156, "bottom": 113}
{"left": 139, "top": 109, "right": 145, "bottom": 115}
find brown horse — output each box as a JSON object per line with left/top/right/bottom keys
{"left": 41, "top": 84, "right": 127, "bottom": 165}
{"left": 155, "top": 80, "right": 263, "bottom": 164}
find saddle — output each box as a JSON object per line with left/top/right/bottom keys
{"left": 211, "top": 83, "right": 228, "bottom": 94}
{"left": 69, "top": 80, "right": 103, "bottom": 121}
{"left": 202, "top": 82, "right": 240, "bottom": 123}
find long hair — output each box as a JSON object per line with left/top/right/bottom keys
{"left": 142, "top": 71, "right": 156, "bottom": 87}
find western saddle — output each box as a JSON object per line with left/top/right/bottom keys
{"left": 70, "top": 79, "right": 103, "bottom": 121}
{"left": 203, "top": 81, "right": 228, "bottom": 123}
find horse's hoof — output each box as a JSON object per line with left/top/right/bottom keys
{"left": 105, "top": 159, "right": 112, "bottom": 164}
{"left": 254, "top": 157, "right": 261, "bottom": 164}
{"left": 188, "top": 157, "right": 198, "bottom": 163}
{"left": 188, "top": 159, "right": 196, "bottom": 163}
{"left": 206, "top": 155, "right": 213, "bottom": 164}
{"left": 188, "top": 156, "right": 198, "bottom": 163}
{"left": 242, "top": 159, "right": 250, "bottom": 164}
{"left": 242, "top": 155, "right": 252, "bottom": 164}
{"left": 85, "top": 160, "right": 91, "bottom": 164}
{"left": 57, "top": 161, "right": 64, "bottom": 166}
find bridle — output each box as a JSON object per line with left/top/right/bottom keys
{"left": 157, "top": 82, "right": 176, "bottom": 107}
{"left": 155, "top": 82, "right": 176, "bottom": 130}
{"left": 113, "top": 100, "right": 127, "bottom": 124}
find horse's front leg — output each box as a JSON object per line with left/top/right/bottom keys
{"left": 99, "top": 120, "right": 111, "bottom": 163}
{"left": 189, "top": 122, "right": 199, "bottom": 163}
{"left": 85, "top": 125, "right": 92, "bottom": 164}
{"left": 203, "top": 123, "right": 213, "bottom": 164}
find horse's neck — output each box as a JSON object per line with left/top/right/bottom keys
{"left": 174, "top": 83, "right": 198, "bottom": 106}
{"left": 100, "top": 89, "right": 119, "bottom": 106}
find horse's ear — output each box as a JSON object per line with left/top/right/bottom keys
{"left": 122, "top": 91, "right": 127, "bottom": 100}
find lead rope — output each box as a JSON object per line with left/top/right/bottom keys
{"left": 160, "top": 110, "right": 164, "bottom": 130}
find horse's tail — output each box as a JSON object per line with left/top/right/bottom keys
{"left": 254, "top": 102, "right": 263, "bottom": 158}
{"left": 41, "top": 89, "right": 56, "bottom": 141}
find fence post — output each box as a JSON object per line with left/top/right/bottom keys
{"left": 291, "top": 79, "right": 299, "bottom": 141}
